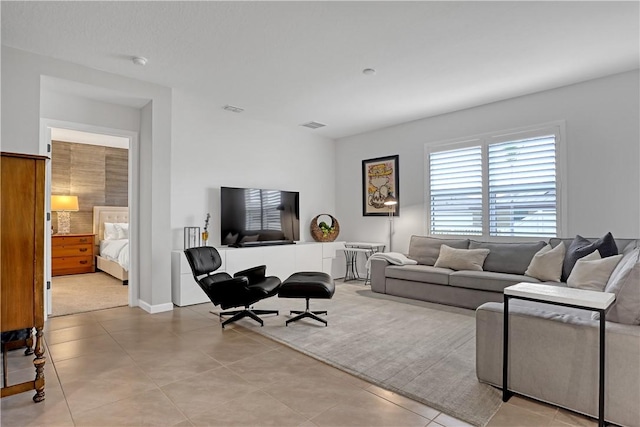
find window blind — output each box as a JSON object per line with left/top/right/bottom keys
{"left": 429, "top": 146, "right": 483, "bottom": 235}
{"left": 488, "top": 135, "right": 556, "bottom": 237}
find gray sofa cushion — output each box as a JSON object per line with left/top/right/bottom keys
{"left": 385, "top": 264, "right": 452, "bottom": 285}
{"left": 449, "top": 270, "right": 540, "bottom": 293}
{"left": 468, "top": 240, "right": 546, "bottom": 275}
{"left": 407, "top": 235, "right": 469, "bottom": 266}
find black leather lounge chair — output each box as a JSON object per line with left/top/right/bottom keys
{"left": 183, "top": 246, "right": 281, "bottom": 328}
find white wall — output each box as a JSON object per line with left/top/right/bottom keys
{"left": 2, "top": 46, "right": 173, "bottom": 313}
{"left": 40, "top": 90, "right": 141, "bottom": 133}
{"left": 170, "top": 90, "right": 336, "bottom": 249}
{"left": 335, "top": 70, "right": 640, "bottom": 253}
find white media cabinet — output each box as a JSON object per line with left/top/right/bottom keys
{"left": 171, "top": 241, "right": 346, "bottom": 306}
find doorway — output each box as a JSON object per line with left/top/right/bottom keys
{"left": 41, "top": 122, "right": 139, "bottom": 318}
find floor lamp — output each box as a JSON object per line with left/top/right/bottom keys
{"left": 383, "top": 193, "right": 397, "bottom": 252}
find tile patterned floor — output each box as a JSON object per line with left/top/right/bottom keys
{"left": 1, "top": 301, "right": 598, "bottom": 426}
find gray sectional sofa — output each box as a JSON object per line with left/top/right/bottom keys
{"left": 477, "top": 236, "right": 640, "bottom": 427}
{"left": 370, "top": 235, "right": 640, "bottom": 426}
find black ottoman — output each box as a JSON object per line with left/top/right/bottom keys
{"left": 278, "top": 272, "right": 335, "bottom": 326}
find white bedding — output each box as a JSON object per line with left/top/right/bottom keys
{"left": 100, "top": 239, "right": 130, "bottom": 271}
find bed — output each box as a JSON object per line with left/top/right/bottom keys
{"left": 92, "top": 206, "right": 129, "bottom": 284}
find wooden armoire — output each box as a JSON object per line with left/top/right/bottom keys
{"left": 1, "top": 152, "right": 46, "bottom": 402}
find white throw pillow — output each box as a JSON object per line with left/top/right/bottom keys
{"left": 434, "top": 245, "right": 490, "bottom": 271}
{"left": 524, "top": 242, "right": 565, "bottom": 282}
{"left": 114, "top": 223, "right": 129, "bottom": 239}
{"left": 602, "top": 248, "right": 640, "bottom": 325}
{"left": 567, "top": 251, "right": 623, "bottom": 291}
{"left": 606, "top": 247, "right": 639, "bottom": 289}
{"left": 103, "top": 222, "right": 119, "bottom": 240}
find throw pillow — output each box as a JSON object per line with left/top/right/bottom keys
{"left": 524, "top": 242, "right": 566, "bottom": 282}
{"left": 602, "top": 248, "right": 640, "bottom": 325}
{"left": 621, "top": 240, "right": 639, "bottom": 256}
{"left": 434, "top": 245, "right": 490, "bottom": 271}
{"left": 561, "top": 232, "right": 618, "bottom": 282}
{"left": 114, "top": 223, "right": 129, "bottom": 239}
{"left": 567, "top": 251, "right": 622, "bottom": 291}
{"left": 103, "top": 222, "right": 118, "bottom": 240}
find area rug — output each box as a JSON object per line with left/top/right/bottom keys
{"left": 246, "top": 282, "right": 502, "bottom": 426}
{"left": 51, "top": 272, "right": 128, "bottom": 317}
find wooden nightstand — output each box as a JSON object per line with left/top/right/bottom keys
{"left": 51, "top": 233, "right": 95, "bottom": 276}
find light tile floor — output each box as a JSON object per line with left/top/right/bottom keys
{"left": 2, "top": 301, "right": 598, "bottom": 427}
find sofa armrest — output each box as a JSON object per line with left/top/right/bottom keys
{"left": 370, "top": 258, "right": 389, "bottom": 293}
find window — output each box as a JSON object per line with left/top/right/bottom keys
{"left": 426, "top": 124, "right": 563, "bottom": 238}
{"left": 488, "top": 135, "right": 557, "bottom": 237}
{"left": 430, "top": 145, "right": 483, "bottom": 235}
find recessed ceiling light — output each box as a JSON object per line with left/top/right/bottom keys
{"left": 132, "top": 56, "right": 148, "bottom": 66}
{"left": 362, "top": 68, "right": 376, "bottom": 75}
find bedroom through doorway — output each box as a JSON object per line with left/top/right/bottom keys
{"left": 49, "top": 128, "right": 131, "bottom": 317}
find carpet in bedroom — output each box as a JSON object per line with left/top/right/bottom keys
{"left": 242, "top": 282, "right": 502, "bottom": 427}
{"left": 51, "top": 272, "right": 128, "bottom": 317}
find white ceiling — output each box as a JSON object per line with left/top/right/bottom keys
{"left": 2, "top": 1, "right": 639, "bottom": 139}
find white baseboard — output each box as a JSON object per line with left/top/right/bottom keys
{"left": 138, "top": 300, "right": 174, "bottom": 314}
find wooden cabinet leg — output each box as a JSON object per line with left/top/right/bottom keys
{"left": 32, "top": 327, "right": 45, "bottom": 403}
{"left": 25, "top": 328, "right": 34, "bottom": 356}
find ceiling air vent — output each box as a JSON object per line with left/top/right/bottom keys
{"left": 222, "top": 104, "right": 244, "bottom": 113}
{"left": 301, "top": 121, "right": 327, "bottom": 129}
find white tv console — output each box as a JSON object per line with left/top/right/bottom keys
{"left": 171, "top": 241, "right": 346, "bottom": 306}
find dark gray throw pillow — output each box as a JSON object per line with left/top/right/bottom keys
{"left": 561, "top": 232, "right": 618, "bottom": 282}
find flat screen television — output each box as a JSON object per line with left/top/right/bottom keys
{"left": 220, "top": 186, "right": 300, "bottom": 247}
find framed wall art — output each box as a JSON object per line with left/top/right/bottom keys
{"left": 362, "top": 154, "right": 399, "bottom": 216}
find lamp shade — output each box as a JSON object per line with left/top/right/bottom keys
{"left": 51, "top": 195, "right": 79, "bottom": 211}
{"left": 383, "top": 193, "right": 398, "bottom": 206}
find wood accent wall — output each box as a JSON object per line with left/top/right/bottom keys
{"left": 51, "top": 141, "right": 128, "bottom": 234}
